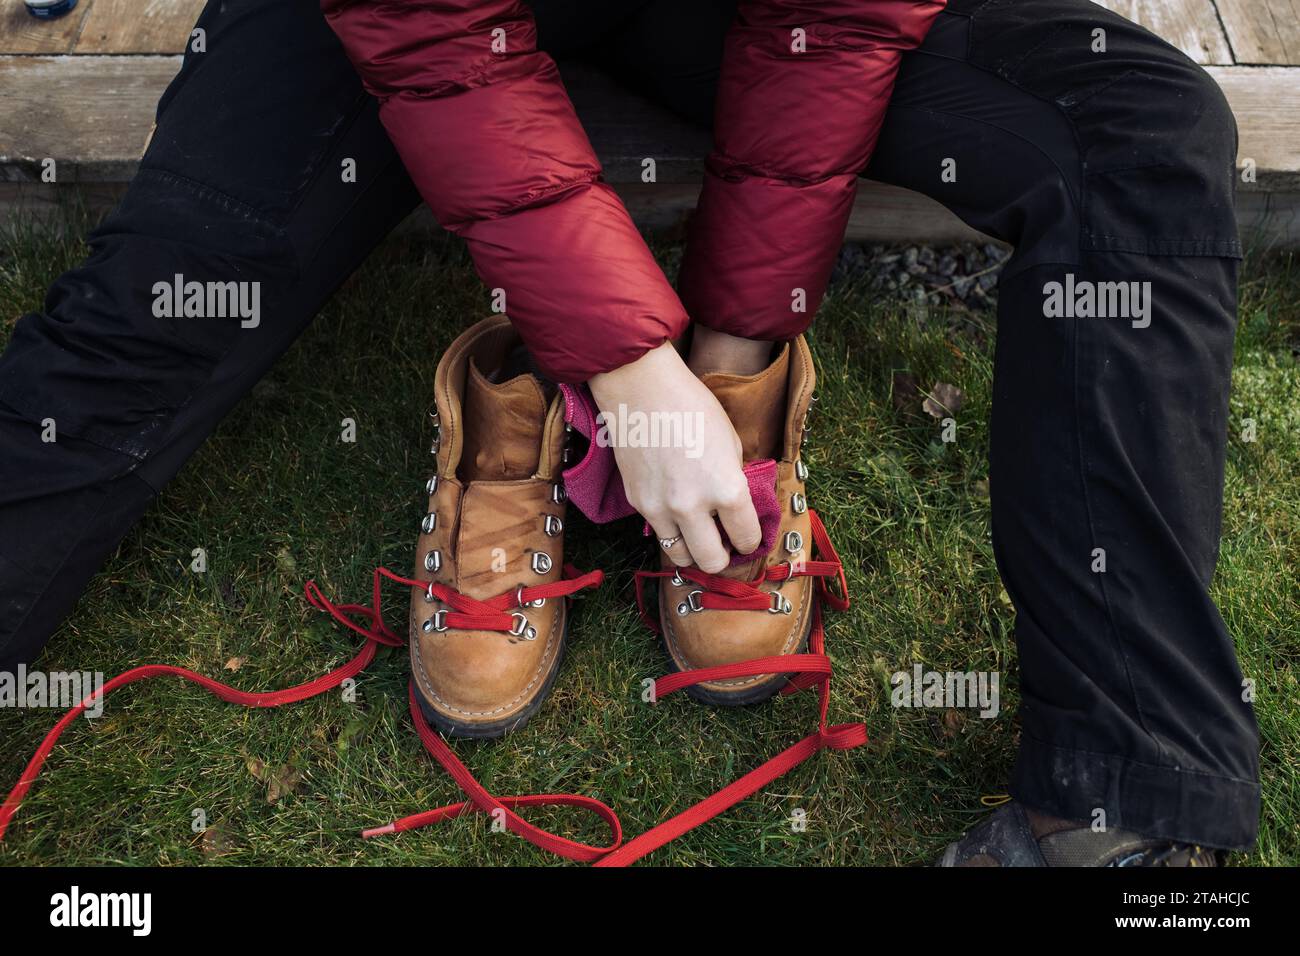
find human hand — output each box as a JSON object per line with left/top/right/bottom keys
{"left": 588, "top": 343, "right": 761, "bottom": 573}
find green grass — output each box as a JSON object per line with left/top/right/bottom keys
{"left": 0, "top": 206, "right": 1297, "bottom": 866}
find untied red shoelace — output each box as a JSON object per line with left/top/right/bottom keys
{"left": 0, "top": 510, "right": 864, "bottom": 866}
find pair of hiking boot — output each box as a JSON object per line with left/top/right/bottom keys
{"left": 408, "top": 316, "right": 818, "bottom": 737}
{"left": 405, "top": 316, "right": 1225, "bottom": 868}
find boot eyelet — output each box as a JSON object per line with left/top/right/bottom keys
{"left": 510, "top": 612, "right": 538, "bottom": 641}
{"left": 421, "top": 513, "right": 437, "bottom": 534}
{"left": 784, "top": 531, "right": 803, "bottom": 554}
{"left": 428, "top": 408, "right": 440, "bottom": 424}
{"left": 515, "top": 585, "right": 546, "bottom": 609}
{"left": 769, "top": 592, "right": 793, "bottom": 615}
{"left": 671, "top": 569, "right": 686, "bottom": 587}
{"left": 423, "top": 582, "right": 436, "bottom": 603}
{"left": 422, "top": 609, "right": 449, "bottom": 633}
{"left": 544, "top": 515, "right": 563, "bottom": 536}
{"left": 675, "top": 590, "right": 704, "bottom": 616}
{"left": 430, "top": 438, "right": 441, "bottom": 455}
{"left": 795, "top": 459, "right": 809, "bottom": 481}
{"left": 425, "top": 475, "right": 439, "bottom": 495}
{"left": 552, "top": 483, "right": 566, "bottom": 505}
{"left": 562, "top": 445, "right": 573, "bottom": 464}
{"left": 531, "top": 552, "right": 553, "bottom": 575}
{"left": 791, "top": 492, "right": 807, "bottom": 514}
{"left": 424, "top": 549, "right": 442, "bottom": 573}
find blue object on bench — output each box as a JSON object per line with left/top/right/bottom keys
{"left": 26, "top": 0, "right": 79, "bottom": 20}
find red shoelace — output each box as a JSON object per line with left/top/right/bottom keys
{"left": 0, "top": 509, "right": 864, "bottom": 865}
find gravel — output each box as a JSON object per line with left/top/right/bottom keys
{"left": 830, "top": 240, "right": 1011, "bottom": 313}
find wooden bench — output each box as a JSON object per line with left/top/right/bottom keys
{"left": 2, "top": 0, "right": 1298, "bottom": 246}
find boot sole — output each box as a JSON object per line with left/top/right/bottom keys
{"left": 413, "top": 609, "right": 569, "bottom": 740}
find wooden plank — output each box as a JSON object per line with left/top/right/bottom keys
{"left": 613, "top": 182, "right": 996, "bottom": 243}
{"left": 1234, "top": 190, "right": 1300, "bottom": 250}
{"left": 0, "top": 55, "right": 179, "bottom": 180}
{"left": 2, "top": 55, "right": 1292, "bottom": 187}
{"left": 9, "top": 180, "right": 1299, "bottom": 248}
{"left": 1214, "top": 0, "right": 1300, "bottom": 65}
{"left": 0, "top": 55, "right": 717, "bottom": 183}
{"left": 1206, "top": 66, "right": 1300, "bottom": 190}
{"left": 0, "top": 179, "right": 998, "bottom": 244}
{"left": 74, "top": 0, "right": 202, "bottom": 54}
{"left": 1093, "top": 0, "right": 1234, "bottom": 64}
{"left": 0, "top": 0, "right": 92, "bottom": 55}
{"left": 0, "top": 180, "right": 126, "bottom": 218}
{"left": 1, "top": 56, "right": 1297, "bottom": 242}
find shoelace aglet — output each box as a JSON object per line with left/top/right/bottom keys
{"left": 361, "top": 822, "right": 397, "bottom": 838}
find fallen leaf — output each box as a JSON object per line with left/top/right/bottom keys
{"left": 923, "top": 382, "right": 965, "bottom": 418}
{"left": 266, "top": 765, "right": 304, "bottom": 804}
{"left": 199, "top": 824, "right": 236, "bottom": 857}
{"left": 246, "top": 757, "right": 304, "bottom": 803}
{"left": 941, "top": 708, "right": 964, "bottom": 738}
{"left": 275, "top": 546, "right": 298, "bottom": 575}
{"left": 224, "top": 656, "right": 246, "bottom": 672}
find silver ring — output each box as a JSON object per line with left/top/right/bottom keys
{"left": 659, "top": 535, "right": 682, "bottom": 551}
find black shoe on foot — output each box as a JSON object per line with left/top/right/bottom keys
{"left": 936, "top": 802, "right": 1226, "bottom": 867}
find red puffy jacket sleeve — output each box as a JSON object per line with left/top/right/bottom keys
{"left": 678, "top": 1, "right": 946, "bottom": 341}
{"left": 320, "top": 0, "right": 689, "bottom": 383}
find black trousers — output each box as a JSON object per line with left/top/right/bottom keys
{"left": 0, "top": 0, "right": 1259, "bottom": 848}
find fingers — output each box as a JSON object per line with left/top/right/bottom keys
{"left": 677, "top": 511, "right": 730, "bottom": 575}
{"left": 716, "top": 484, "right": 762, "bottom": 556}
{"left": 644, "top": 476, "right": 758, "bottom": 574}
{"left": 647, "top": 515, "right": 693, "bottom": 567}
{"left": 647, "top": 507, "right": 729, "bottom": 573}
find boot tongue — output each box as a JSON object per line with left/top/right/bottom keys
{"left": 698, "top": 344, "right": 790, "bottom": 462}
{"left": 459, "top": 358, "right": 547, "bottom": 481}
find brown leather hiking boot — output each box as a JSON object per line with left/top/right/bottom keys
{"left": 656, "top": 335, "right": 824, "bottom": 706}
{"left": 409, "top": 316, "right": 578, "bottom": 739}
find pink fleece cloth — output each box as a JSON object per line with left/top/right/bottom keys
{"left": 559, "top": 383, "right": 781, "bottom": 567}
